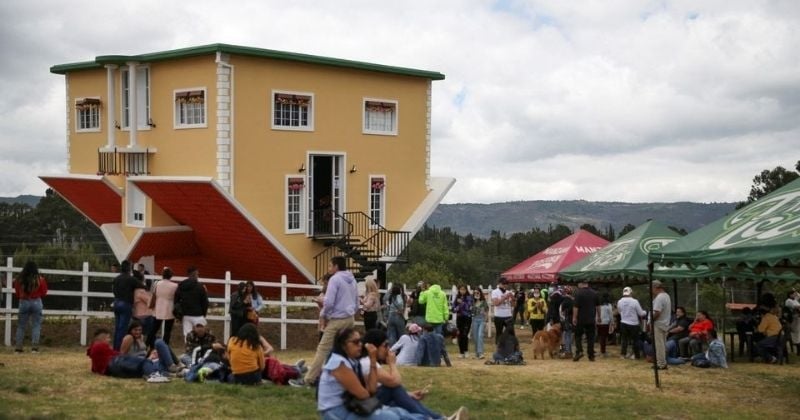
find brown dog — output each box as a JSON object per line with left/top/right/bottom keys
{"left": 531, "top": 323, "right": 562, "bottom": 360}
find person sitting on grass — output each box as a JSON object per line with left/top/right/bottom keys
{"left": 227, "top": 323, "right": 265, "bottom": 385}
{"left": 690, "top": 329, "right": 728, "bottom": 368}
{"left": 487, "top": 319, "right": 523, "bottom": 365}
{"left": 184, "top": 345, "right": 230, "bottom": 383}
{"left": 316, "top": 327, "right": 427, "bottom": 420}
{"left": 756, "top": 306, "right": 782, "bottom": 364}
{"left": 120, "top": 320, "right": 181, "bottom": 380}
{"left": 362, "top": 328, "right": 468, "bottom": 420}
{"left": 87, "top": 328, "right": 144, "bottom": 378}
{"left": 415, "top": 323, "right": 452, "bottom": 367}
{"left": 259, "top": 334, "right": 306, "bottom": 385}
{"left": 389, "top": 323, "right": 422, "bottom": 366}
{"left": 180, "top": 320, "right": 222, "bottom": 367}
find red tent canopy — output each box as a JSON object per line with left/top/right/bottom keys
{"left": 502, "top": 230, "right": 610, "bottom": 283}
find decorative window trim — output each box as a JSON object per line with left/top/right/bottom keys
{"left": 120, "top": 67, "right": 151, "bottom": 131}
{"left": 285, "top": 174, "right": 306, "bottom": 234}
{"left": 173, "top": 88, "right": 207, "bottom": 129}
{"left": 368, "top": 175, "right": 386, "bottom": 228}
{"left": 271, "top": 90, "right": 314, "bottom": 131}
{"left": 75, "top": 97, "right": 102, "bottom": 132}
{"left": 362, "top": 98, "right": 398, "bottom": 136}
{"left": 126, "top": 181, "right": 146, "bottom": 228}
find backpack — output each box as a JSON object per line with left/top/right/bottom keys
{"left": 692, "top": 358, "right": 711, "bottom": 368}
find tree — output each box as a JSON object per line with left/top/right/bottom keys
{"left": 736, "top": 160, "right": 800, "bottom": 209}
{"left": 619, "top": 223, "right": 636, "bottom": 237}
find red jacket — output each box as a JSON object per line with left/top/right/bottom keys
{"left": 13, "top": 276, "right": 48, "bottom": 300}
{"left": 689, "top": 319, "right": 714, "bottom": 338}
{"left": 87, "top": 341, "right": 119, "bottom": 375}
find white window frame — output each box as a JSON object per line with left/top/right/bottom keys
{"left": 75, "top": 97, "right": 102, "bottom": 132}
{"left": 126, "top": 181, "right": 146, "bottom": 228}
{"left": 368, "top": 175, "right": 386, "bottom": 228}
{"left": 362, "top": 98, "right": 398, "bottom": 136}
{"left": 173, "top": 88, "right": 207, "bottom": 129}
{"left": 120, "top": 67, "right": 151, "bottom": 130}
{"left": 271, "top": 90, "right": 314, "bottom": 131}
{"left": 285, "top": 175, "right": 306, "bottom": 234}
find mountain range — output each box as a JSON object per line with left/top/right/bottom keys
{"left": 427, "top": 200, "right": 737, "bottom": 238}
{"left": 0, "top": 195, "right": 41, "bottom": 207}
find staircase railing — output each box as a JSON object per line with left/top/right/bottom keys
{"left": 343, "top": 212, "right": 410, "bottom": 262}
{"left": 312, "top": 212, "right": 353, "bottom": 282}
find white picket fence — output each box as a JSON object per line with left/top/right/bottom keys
{"left": 1, "top": 257, "right": 497, "bottom": 350}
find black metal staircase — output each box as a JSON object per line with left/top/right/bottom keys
{"left": 313, "top": 211, "right": 410, "bottom": 282}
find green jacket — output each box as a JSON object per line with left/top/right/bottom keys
{"left": 419, "top": 284, "right": 449, "bottom": 324}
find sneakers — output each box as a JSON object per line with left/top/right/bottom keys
{"left": 31, "top": 347, "right": 39, "bottom": 354}
{"left": 459, "top": 353, "right": 466, "bottom": 359}
{"left": 197, "top": 367, "right": 212, "bottom": 383}
{"left": 14, "top": 348, "right": 23, "bottom": 354}
{"left": 146, "top": 372, "right": 171, "bottom": 383}
{"left": 448, "top": 406, "right": 469, "bottom": 420}
{"left": 295, "top": 359, "right": 306, "bottom": 371}
{"left": 573, "top": 352, "right": 584, "bottom": 362}
{"left": 167, "top": 364, "right": 181, "bottom": 373}
{"left": 477, "top": 354, "right": 485, "bottom": 359}
{"left": 288, "top": 378, "right": 307, "bottom": 388}
{"left": 626, "top": 354, "right": 636, "bottom": 360}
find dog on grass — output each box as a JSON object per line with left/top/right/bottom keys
{"left": 531, "top": 323, "right": 562, "bottom": 360}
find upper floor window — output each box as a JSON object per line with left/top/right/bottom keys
{"left": 286, "top": 176, "right": 305, "bottom": 233}
{"left": 126, "top": 182, "right": 146, "bottom": 227}
{"left": 121, "top": 67, "right": 150, "bottom": 129}
{"left": 369, "top": 176, "right": 386, "bottom": 227}
{"left": 174, "top": 89, "right": 206, "bottom": 128}
{"left": 75, "top": 97, "right": 101, "bottom": 132}
{"left": 363, "top": 99, "right": 397, "bottom": 135}
{"left": 272, "top": 91, "right": 314, "bottom": 131}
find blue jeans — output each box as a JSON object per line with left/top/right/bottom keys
{"left": 376, "top": 385, "right": 441, "bottom": 419}
{"left": 136, "top": 315, "right": 155, "bottom": 344}
{"left": 141, "top": 339, "right": 176, "bottom": 376}
{"left": 431, "top": 323, "right": 443, "bottom": 336}
{"left": 471, "top": 317, "right": 485, "bottom": 356}
{"left": 113, "top": 300, "right": 133, "bottom": 351}
{"left": 386, "top": 313, "right": 406, "bottom": 346}
{"left": 321, "top": 404, "right": 427, "bottom": 420}
{"left": 16, "top": 298, "right": 43, "bottom": 348}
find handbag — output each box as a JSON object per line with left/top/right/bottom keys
{"left": 343, "top": 359, "right": 382, "bottom": 416}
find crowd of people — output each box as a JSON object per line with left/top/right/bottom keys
{"left": 12, "top": 256, "right": 800, "bottom": 418}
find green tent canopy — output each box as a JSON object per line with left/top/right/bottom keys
{"left": 649, "top": 177, "right": 800, "bottom": 280}
{"left": 559, "top": 220, "right": 687, "bottom": 284}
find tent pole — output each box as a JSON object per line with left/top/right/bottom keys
{"left": 648, "top": 262, "right": 660, "bottom": 388}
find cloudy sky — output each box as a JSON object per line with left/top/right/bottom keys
{"left": 1, "top": 0, "right": 798, "bottom": 204}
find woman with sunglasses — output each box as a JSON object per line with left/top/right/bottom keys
{"left": 317, "top": 328, "right": 424, "bottom": 419}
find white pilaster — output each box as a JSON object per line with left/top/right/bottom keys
{"left": 127, "top": 62, "right": 138, "bottom": 147}
{"left": 65, "top": 74, "right": 71, "bottom": 173}
{"left": 425, "top": 80, "right": 432, "bottom": 190}
{"left": 105, "top": 64, "right": 117, "bottom": 148}
{"left": 216, "top": 53, "right": 234, "bottom": 193}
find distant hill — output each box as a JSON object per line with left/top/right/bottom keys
{"left": 0, "top": 195, "right": 42, "bottom": 207}
{"left": 427, "top": 200, "right": 736, "bottom": 238}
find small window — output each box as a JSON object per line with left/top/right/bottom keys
{"left": 174, "top": 89, "right": 206, "bottom": 128}
{"left": 369, "top": 176, "right": 386, "bottom": 227}
{"left": 126, "top": 182, "right": 146, "bottom": 227}
{"left": 286, "top": 176, "right": 305, "bottom": 233}
{"left": 363, "top": 99, "right": 397, "bottom": 135}
{"left": 272, "top": 91, "right": 313, "bottom": 131}
{"left": 75, "top": 98, "right": 101, "bottom": 132}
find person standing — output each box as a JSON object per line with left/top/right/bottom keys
{"left": 784, "top": 290, "right": 800, "bottom": 354}
{"left": 13, "top": 261, "right": 49, "bottom": 353}
{"left": 112, "top": 260, "right": 141, "bottom": 351}
{"left": 408, "top": 281, "right": 428, "bottom": 326}
{"left": 491, "top": 278, "right": 515, "bottom": 344}
{"left": 651, "top": 280, "right": 672, "bottom": 370}
{"left": 514, "top": 287, "right": 527, "bottom": 329}
{"left": 174, "top": 266, "right": 209, "bottom": 338}
{"left": 526, "top": 288, "right": 547, "bottom": 333}
{"left": 617, "top": 286, "right": 646, "bottom": 359}
{"left": 596, "top": 293, "right": 614, "bottom": 357}
{"left": 385, "top": 285, "right": 407, "bottom": 346}
{"left": 471, "top": 288, "right": 489, "bottom": 359}
{"left": 419, "top": 283, "right": 449, "bottom": 335}
{"left": 132, "top": 274, "right": 155, "bottom": 346}
{"left": 293, "top": 256, "right": 358, "bottom": 387}
{"left": 452, "top": 285, "right": 473, "bottom": 358}
{"left": 571, "top": 282, "right": 599, "bottom": 362}
{"left": 148, "top": 267, "right": 179, "bottom": 348}
{"left": 360, "top": 278, "right": 380, "bottom": 331}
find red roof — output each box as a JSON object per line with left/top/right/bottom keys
{"left": 130, "top": 179, "right": 311, "bottom": 290}
{"left": 40, "top": 176, "right": 122, "bottom": 225}
{"left": 502, "top": 230, "right": 610, "bottom": 283}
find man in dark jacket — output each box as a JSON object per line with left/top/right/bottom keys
{"left": 174, "top": 266, "right": 209, "bottom": 340}
{"left": 112, "top": 260, "right": 142, "bottom": 350}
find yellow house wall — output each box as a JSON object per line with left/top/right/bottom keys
{"left": 66, "top": 69, "right": 108, "bottom": 175}
{"left": 230, "top": 56, "right": 429, "bottom": 263}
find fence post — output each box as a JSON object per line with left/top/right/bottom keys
{"left": 80, "top": 262, "right": 89, "bottom": 346}
{"left": 280, "top": 275, "right": 287, "bottom": 350}
{"left": 4, "top": 257, "right": 13, "bottom": 346}
{"left": 224, "top": 271, "right": 231, "bottom": 342}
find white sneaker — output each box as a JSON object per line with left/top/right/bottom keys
{"left": 448, "top": 406, "right": 469, "bottom": 420}
{"left": 146, "top": 372, "right": 171, "bottom": 383}
{"left": 459, "top": 353, "right": 466, "bottom": 359}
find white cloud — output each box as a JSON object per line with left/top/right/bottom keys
{"left": 1, "top": 0, "right": 799, "bottom": 204}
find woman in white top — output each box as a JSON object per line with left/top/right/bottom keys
{"left": 361, "top": 278, "right": 381, "bottom": 331}
{"left": 597, "top": 293, "right": 614, "bottom": 357}
{"left": 389, "top": 323, "right": 422, "bottom": 366}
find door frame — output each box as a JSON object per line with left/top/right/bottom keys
{"left": 306, "top": 151, "right": 347, "bottom": 237}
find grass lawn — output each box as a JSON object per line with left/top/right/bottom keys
{"left": 1, "top": 337, "right": 799, "bottom": 419}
